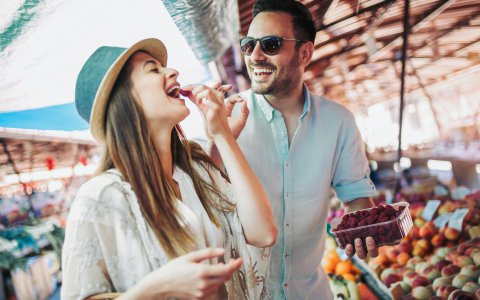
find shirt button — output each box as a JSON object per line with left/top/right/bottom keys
{"left": 286, "top": 223, "right": 290, "bottom": 226}
{"left": 284, "top": 283, "right": 288, "bottom": 287}
{"left": 285, "top": 253, "right": 289, "bottom": 257}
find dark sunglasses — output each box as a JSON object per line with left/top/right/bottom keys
{"left": 239, "top": 36, "right": 305, "bottom": 56}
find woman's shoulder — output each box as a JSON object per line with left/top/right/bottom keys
{"left": 76, "top": 169, "right": 125, "bottom": 198}
{"left": 71, "top": 170, "right": 132, "bottom": 210}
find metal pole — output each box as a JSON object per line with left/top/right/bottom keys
{"left": 395, "top": 0, "right": 410, "bottom": 199}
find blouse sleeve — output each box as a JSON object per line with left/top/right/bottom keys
{"left": 207, "top": 165, "right": 272, "bottom": 299}
{"left": 61, "top": 214, "right": 113, "bottom": 300}
{"left": 61, "top": 181, "right": 141, "bottom": 300}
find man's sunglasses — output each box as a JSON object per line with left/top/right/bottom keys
{"left": 239, "top": 36, "right": 305, "bottom": 56}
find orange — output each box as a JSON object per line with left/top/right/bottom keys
{"left": 342, "top": 273, "right": 357, "bottom": 281}
{"left": 335, "top": 261, "right": 352, "bottom": 275}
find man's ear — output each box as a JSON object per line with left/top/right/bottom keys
{"left": 301, "top": 42, "right": 315, "bottom": 66}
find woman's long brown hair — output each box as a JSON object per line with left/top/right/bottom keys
{"left": 96, "top": 56, "right": 235, "bottom": 258}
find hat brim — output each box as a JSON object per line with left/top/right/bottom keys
{"left": 90, "top": 38, "right": 168, "bottom": 142}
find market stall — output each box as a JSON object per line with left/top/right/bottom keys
{"left": 1, "top": 0, "right": 480, "bottom": 299}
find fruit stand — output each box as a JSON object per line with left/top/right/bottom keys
{"left": 324, "top": 191, "right": 480, "bottom": 300}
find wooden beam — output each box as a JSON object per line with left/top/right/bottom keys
{"left": 309, "top": 0, "right": 477, "bottom": 82}
{"left": 317, "top": 0, "right": 397, "bottom": 31}
{"left": 408, "top": 62, "right": 443, "bottom": 135}
{"left": 370, "top": 0, "right": 458, "bottom": 62}
{"left": 312, "top": 0, "right": 335, "bottom": 23}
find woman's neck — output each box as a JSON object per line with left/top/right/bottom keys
{"left": 151, "top": 127, "right": 174, "bottom": 179}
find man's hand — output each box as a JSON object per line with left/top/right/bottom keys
{"left": 343, "top": 197, "right": 379, "bottom": 259}
{"left": 345, "top": 236, "right": 378, "bottom": 259}
{"left": 224, "top": 95, "right": 249, "bottom": 139}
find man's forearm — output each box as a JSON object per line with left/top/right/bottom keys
{"left": 344, "top": 197, "right": 375, "bottom": 213}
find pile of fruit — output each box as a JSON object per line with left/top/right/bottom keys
{"left": 364, "top": 194, "right": 480, "bottom": 299}
{"left": 385, "top": 238, "right": 480, "bottom": 299}
{"left": 322, "top": 236, "right": 361, "bottom": 282}
{"left": 321, "top": 236, "right": 381, "bottom": 300}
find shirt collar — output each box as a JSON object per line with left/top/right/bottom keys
{"left": 172, "top": 165, "right": 183, "bottom": 182}
{"left": 299, "top": 85, "right": 311, "bottom": 120}
{"left": 252, "top": 84, "right": 311, "bottom": 123}
{"left": 254, "top": 93, "right": 275, "bottom": 122}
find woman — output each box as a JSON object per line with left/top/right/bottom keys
{"left": 62, "top": 38, "right": 277, "bottom": 300}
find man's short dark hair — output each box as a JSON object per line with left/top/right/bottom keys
{"left": 253, "top": 0, "right": 316, "bottom": 44}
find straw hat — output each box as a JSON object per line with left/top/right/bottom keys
{"left": 75, "top": 38, "right": 167, "bottom": 142}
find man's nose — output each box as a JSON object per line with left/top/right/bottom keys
{"left": 250, "top": 41, "right": 266, "bottom": 62}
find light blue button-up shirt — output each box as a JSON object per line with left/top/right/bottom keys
{"left": 234, "top": 87, "right": 375, "bottom": 299}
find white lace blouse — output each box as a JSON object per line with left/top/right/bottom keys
{"left": 61, "top": 163, "right": 271, "bottom": 300}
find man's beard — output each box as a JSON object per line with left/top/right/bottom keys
{"left": 251, "top": 51, "right": 301, "bottom": 96}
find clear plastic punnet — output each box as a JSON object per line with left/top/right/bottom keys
{"left": 331, "top": 202, "right": 413, "bottom": 249}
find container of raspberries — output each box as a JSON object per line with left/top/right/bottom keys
{"left": 331, "top": 202, "right": 413, "bottom": 249}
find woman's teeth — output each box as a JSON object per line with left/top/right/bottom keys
{"left": 167, "top": 86, "right": 180, "bottom": 97}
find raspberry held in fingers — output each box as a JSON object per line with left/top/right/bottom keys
{"left": 179, "top": 89, "right": 192, "bottom": 97}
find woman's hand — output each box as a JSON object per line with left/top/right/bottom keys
{"left": 181, "top": 84, "right": 232, "bottom": 142}
{"left": 128, "top": 248, "right": 242, "bottom": 300}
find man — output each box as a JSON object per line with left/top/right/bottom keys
{"left": 209, "top": 0, "right": 378, "bottom": 298}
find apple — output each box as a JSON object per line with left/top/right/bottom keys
{"left": 436, "top": 247, "right": 453, "bottom": 258}
{"left": 422, "top": 266, "right": 441, "bottom": 282}
{"left": 460, "top": 265, "right": 480, "bottom": 280}
{"left": 397, "top": 252, "right": 411, "bottom": 266}
{"left": 412, "top": 245, "right": 427, "bottom": 257}
{"left": 452, "top": 274, "right": 472, "bottom": 289}
{"left": 380, "top": 268, "right": 396, "bottom": 282}
{"left": 434, "top": 259, "right": 450, "bottom": 271}
{"left": 436, "top": 285, "right": 456, "bottom": 298}
{"left": 447, "top": 289, "right": 475, "bottom": 300}
{"left": 428, "top": 255, "right": 443, "bottom": 265}
{"left": 473, "top": 252, "right": 480, "bottom": 265}
{"left": 462, "top": 282, "right": 480, "bottom": 294}
{"left": 442, "top": 264, "right": 461, "bottom": 277}
{"left": 419, "top": 222, "right": 436, "bottom": 239}
{"left": 412, "top": 275, "right": 430, "bottom": 288}
{"left": 385, "top": 273, "right": 402, "bottom": 287}
{"left": 454, "top": 255, "right": 474, "bottom": 268}
{"left": 398, "top": 241, "right": 412, "bottom": 254}
{"left": 431, "top": 234, "right": 445, "bottom": 247}
{"left": 444, "top": 228, "right": 461, "bottom": 241}
{"left": 404, "top": 272, "right": 418, "bottom": 286}
{"left": 411, "top": 286, "right": 433, "bottom": 299}
{"left": 433, "top": 276, "right": 453, "bottom": 292}
{"left": 415, "top": 262, "right": 431, "bottom": 274}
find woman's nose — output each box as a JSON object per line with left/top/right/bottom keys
{"left": 166, "top": 68, "right": 179, "bottom": 79}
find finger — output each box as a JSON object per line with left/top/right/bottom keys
{"left": 224, "top": 96, "right": 240, "bottom": 116}
{"left": 344, "top": 244, "right": 355, "bottom": 257}
{"left": 183, "top": 248, "right": 225, "bottom": 263}
{"left": 197, "top": 89, "right": 223, "bottom": 106}
{"left": 354, "top": 238, "right": 367, "bottom": 259}
{"left": 238, "top": 100, "right": 249, "bottom": 120}
{"left": 200, "top": 99, "right": 221, "bottom": 111}
{"left": 184, "top": 85, "right": 210, "bottom": 102}
{"left": 181, "top": 84, "right": 197, "bottom": 91}
{"left": 217, "top": 84, "right": 232, "bottom": 94}
{"left": 224, "top": 96, "right": 246, "bottom": 116}
{"left": 200, "top": 258, "right": 242, "bottom": 278}
{"left": 365, "top": 236, "right": 378, "bottom": 258}
{"left": 210, "top": 81, "right": 222, "bottom": 90}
